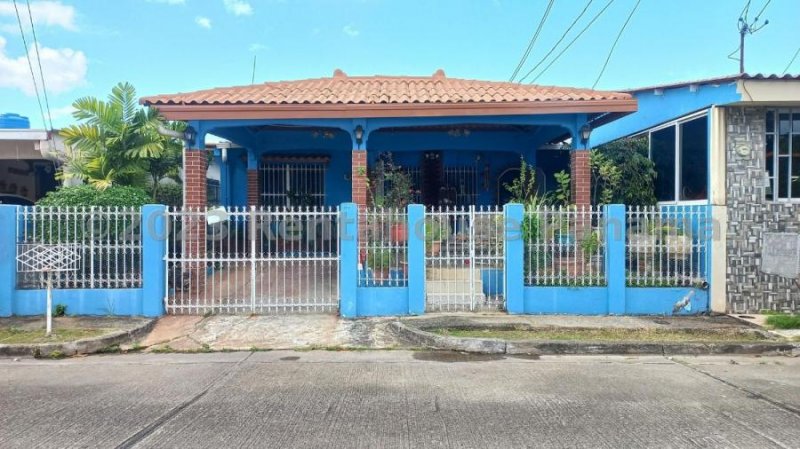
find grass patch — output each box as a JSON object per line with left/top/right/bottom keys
{"left": 765, "top": 314, "right": 800, "bottom": 329}
{"left": 431, "top": 327, "right": 769, "bottom": 342}
{"left": 0, "top": 328, "right": 109, "bottom": 345}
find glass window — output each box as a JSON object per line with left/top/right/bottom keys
{"left": 679, "top": 117, "right": 708, "bottom": 201}
{"left": 767, "top": 109, "right": 800, "bottom": 201}
{"left": 650, "top": 127, "right": 676, "bottom": 202}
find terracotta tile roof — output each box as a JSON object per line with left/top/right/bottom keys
{"left": 141, "top": 69, "right": 631, "bottom": 106}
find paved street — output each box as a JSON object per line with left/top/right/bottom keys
{"left": 1, "top": 352, "right": 799, "bottom": 448}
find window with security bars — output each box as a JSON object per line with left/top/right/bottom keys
{"left": 441, "top": 167, "right": 478, "bottom": 206}
{"left": 765, "top": 109, "right": 800, "bottom": 201}
{"left": 260, "top": 162, "right": 325, "bottom": 207}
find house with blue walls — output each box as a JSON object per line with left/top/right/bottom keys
{"left": 593, "top": 73, "right": 800, "bottom": 314}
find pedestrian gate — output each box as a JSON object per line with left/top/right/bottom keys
{"left": 165, "top": 207, "right": 339, "bottom": 314}
{"left": 425, "top": 206, "right": 505, "bottom": 312}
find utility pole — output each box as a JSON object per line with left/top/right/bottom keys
{"left": 735, "top": 3, "right": 769, "bottom": 74}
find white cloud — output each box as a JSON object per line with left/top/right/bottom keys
{"left": 223, "top": 0, "right": 252, "bottom": 16}
{"left": 248, "top": 43, "right": 266, "bottom": 52}
{"left": 0, "top": 1, "right": 77, "bottom": 31}
{"left": 0, "top": 36, "right": 87, "bottom": 96}
{"left": 195, "top": 16, "right": 211, "bottom": 29}
{"left": 342, "top": 24, "right": 359, "bottom": 37}
{"left": 49, "top": 104, "right": 74, "bottom": 119}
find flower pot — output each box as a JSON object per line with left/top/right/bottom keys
{"left": 481, "top": 268, "right": 504, "bottom": 297}
{"left": 426, "top": 240, "right": 442, "bottom": 257}
{"left": 391, "top": 223, "right": 408, "bottom": 243}
{"left": 664, "top": 234, "right": 691, "bottom": 258}
{"left": 629, "top": 233, "right": 657, "bottom": 253}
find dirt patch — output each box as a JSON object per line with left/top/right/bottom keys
{"left": 430, "top": 327, "right": 772, "bottom": 343}
{"left": 412, "top": 351, "right": 506, "bottom": 363}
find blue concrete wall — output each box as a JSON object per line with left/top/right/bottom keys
{"left": 592, "top": 82, "right": 740, "bottom": 146}
{"left": 12, "top": 289, "right": 144, "bottom": 316}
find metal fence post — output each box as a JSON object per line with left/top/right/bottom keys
{"left": 407, "top": 204, "right": 425, "bottom": 315}
{"left": 141, "top": 204, "right": 167, "bottom": 317}
{"left": 339, "top": 202, "right": 358, "bottom": 318}
{"left": 606, "top": 204, "right": 627, "bottom": 314}
{"left": 0, "top": 205, "right": 17, "bottom": 316}
{"left": 504, "top": 203, "right": 525, "bottom": 314}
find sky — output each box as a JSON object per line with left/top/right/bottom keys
{"left": 0, "top": 0, "right": 798, "bottom": 129}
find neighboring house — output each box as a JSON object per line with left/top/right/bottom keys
{"left": 140, "top": 69, "right": 636, "bottom": 210}
{"left": 593, "top": 73, "right": 800, "bottom": 314}
{"left": 0, "top": 113, "right": 63, "bottom": 205}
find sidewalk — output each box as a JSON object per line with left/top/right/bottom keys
{"left": 140, "top": 313, "right": 797, "bottom": 354}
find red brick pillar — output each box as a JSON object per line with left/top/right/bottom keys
{"left": 570, "top": 150, "right": 591, "bottom": 206}
{"left": 352, "top": 150, "right": 368, "bottom": 207}
{"left": 183, "top": 149, "right": 207, "bottom": 295}
{"left": 352, "top": 150, "right": 368, "bottom": 263}
{"left": 247, "top": 169, "right": 260, "bottom": 206}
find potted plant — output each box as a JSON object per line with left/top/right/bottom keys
{"left": 425, "top": 216, "right": 451, "bottom": 256}
{"left": 366, "top": 248, "right": 393, "bottom": 285}
{"left": 370, "top": 153, "right": 413, "bottom": 243}
{"left": 580, "top": 231, "right": 603, "bottom": 273}
{"left": 660, "top": 225, "right": 692, "bottom": 258}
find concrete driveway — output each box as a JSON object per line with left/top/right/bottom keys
{"left": 1, "top": 352, "right": 799, "bottom": 448}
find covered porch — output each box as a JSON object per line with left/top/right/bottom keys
{"left": 141, "top": 70, "right": 636, "bottom": 209}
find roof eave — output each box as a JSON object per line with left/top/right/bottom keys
{"left": 142, "top": 99, "right": 638, "bottom": 121}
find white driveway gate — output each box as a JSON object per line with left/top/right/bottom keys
{"left": 165, "top": 206, "right": 339, "bottom": 314}
{"left": 425, "top": 206, "right": 505, "bottom": 312}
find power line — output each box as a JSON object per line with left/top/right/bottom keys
{"left": 592, "top": 0, "right": 641, "bottom": 89}
{"left": 25, "top": 0, "right": 54, "bottom": 131}
{"left": 11, "top": 0, "right": 47, "bottom": 131}
{"left": 784, "top": 46, "right": 800, "bottom": 74}
{"left": 509, "top": 0, "right": 555, "bottom": 82}
{"left": 518, "top": 0, "right": 594, "bottom": 84}
{"left": 529, "top": 0, "right": 615, "bottom": 84}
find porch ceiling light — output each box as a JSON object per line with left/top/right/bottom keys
{"left": 579, "top": 124, "right": 592, "bottom": 145}
{"left": 354, "top": 125, "right": 364, "bottom": 146}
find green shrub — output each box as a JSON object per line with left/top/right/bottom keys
{"left": 765, "top": 314, "right": 800, "bottom": 329}
{"left": 36, "top": 185, "right": 151, "bottom": 207}
{"left": 53, "top": 304, "right": 67, "bottom": 317}
{"left": 152, "top": 183, "right": 182, "bottom": 207}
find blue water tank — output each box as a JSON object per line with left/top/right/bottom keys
{"left": 0, "top": 113, "right": 31, "bottom": 129}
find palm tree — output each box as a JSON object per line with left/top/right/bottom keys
{"left": 59, "top": 82, "right": 185, "bottom": 195}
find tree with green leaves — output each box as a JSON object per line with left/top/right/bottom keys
{"left": 592, "top": 136, "right": 657, "bottom": 206}
{"left": 59, "top": 82, "right": 185, "bottom": 199}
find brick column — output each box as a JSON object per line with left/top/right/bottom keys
{"left": 183, "top": 149, "right": 207, "bottom": 295}
{"left": 351, "top": 150, "right": 368, "bottom": 207}
{"left": 247, "top": 169, "right": 260, "bottom": 206}
{"left": 570, "top": 150, "right": 591, "bottom": 206}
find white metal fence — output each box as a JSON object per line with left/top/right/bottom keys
{"left": 425, "top": 206, "right": 505, "bottom": 311}
{"left": 15, "top": 206, "right": 142, "bottom": 289}
{"left": 359, "top": 208, "right": 408, "bottom": 287}
{"left": 524, "top": 205, "right": 605, "bottom": 286}
{"left": 165, "top": 206, "right": 339, "bottom": 314}
{"left": 626, "top": 206, "right": 709, "bottom": 287}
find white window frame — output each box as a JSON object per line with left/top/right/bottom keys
{"left": 641, "top": 109, "right": 710, "bottom": 206}
{"left": 765, "top": 108, "right": 800, "bottom": 203}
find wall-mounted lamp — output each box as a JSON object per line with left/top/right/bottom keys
{"left": 183, "top": 127, "right": 197, "bottom": 145}
{"left": 354, "top": 125, "right": 364, "bottom": 147}
{"left": 579, "top": 124, "right": 592, "bottom": 147}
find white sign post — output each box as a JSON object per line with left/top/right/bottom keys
{"left": 16, "top": 244, "right": 81, "bottom": 336}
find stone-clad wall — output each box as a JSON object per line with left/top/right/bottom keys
{"left": 726, "top": 106, "right": 800, "bottom": 313}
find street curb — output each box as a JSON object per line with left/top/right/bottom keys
{"left": 387, "top": 321, "right": 798, "bottom": 356}
{"left": 0, "top": 318, "right": 157, "bottom": 358}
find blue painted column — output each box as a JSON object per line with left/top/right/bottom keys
{"left": 141, "top": 204, "right": 167, "bottom": 317}
{"left": 605, "top": 204, "right": 626, "bottom": 314}
{"left": 0, "top": 205, "right": 17, "bottom": 316}
{"left": 407, "top": 204, "right": 425, "bottom": 315}
{"left": 339, "top": 202, "right": 358, "bottom": 318}
{"left": 504, "top": 203, "right": 525, "bottom": 314}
